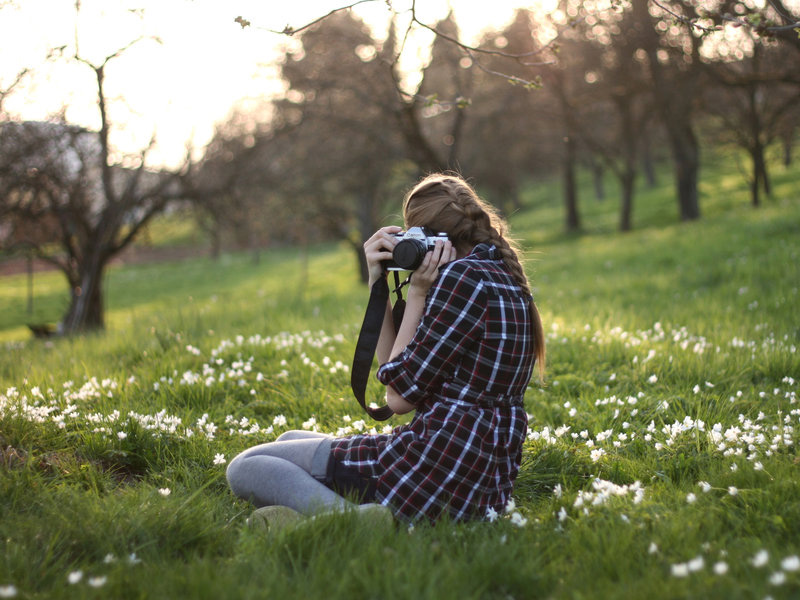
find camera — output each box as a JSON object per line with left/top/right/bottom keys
{"left": 383, "top": 226, "right": 449, "bottom": 271}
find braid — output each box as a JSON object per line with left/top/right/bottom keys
{"left": 457, "top": 194, "right": 531, "bottom": 297}
{"left": 403, "top": 173, "right": 546, "bottom": 380}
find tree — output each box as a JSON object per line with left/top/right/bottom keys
{"left": 0, "top": 40, "right": 186, "bottom": 334}
{"left": 703, "top": 36, "right": 800, "bottom": 206}
{"left": 415, "top": 11, "right": 474, "bottom": 170}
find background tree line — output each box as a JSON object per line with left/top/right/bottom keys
{"left": 198, "top": 0, "right": 800, "bottom": 273}
{"left": 2, "top": 0, "right": 799, "bottom": 332}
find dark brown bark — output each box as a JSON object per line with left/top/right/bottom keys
{"left": 632, "top": 0, "right": 701, "bottom": 222}
{"left": 563, "top": 134, "right": 581, "bottom": 233}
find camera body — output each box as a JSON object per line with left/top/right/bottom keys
{"left": 383, "top": 226, "right": 449, "bottom": 271}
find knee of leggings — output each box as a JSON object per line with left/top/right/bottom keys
{"left": 225, "top": 456, "right": 246, "bottom": 495}
{"left": 276, "top": 430, "right": 306, "bottom": 442}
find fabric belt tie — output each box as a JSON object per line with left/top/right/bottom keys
{"left": 440, "top": 382, "right": 525, "bottom": 408}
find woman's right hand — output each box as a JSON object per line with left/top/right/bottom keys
{"left": 364, "top": 226, "right": 402, "bottom": 285}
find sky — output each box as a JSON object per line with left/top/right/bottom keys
{"left": 0, "top": 0, "right": 549, "bottom": 168}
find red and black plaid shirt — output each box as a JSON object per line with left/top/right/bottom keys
{"left": 331, "top": 244, "right": 535, "bottom": 523}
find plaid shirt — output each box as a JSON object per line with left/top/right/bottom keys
{"left": 331, "top": 244, "right": 535, "bottom": 523}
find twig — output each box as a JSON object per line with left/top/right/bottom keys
{"left": 259, "top": 0, "right": 380, "bottom": 35}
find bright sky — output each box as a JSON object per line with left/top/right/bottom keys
{"left": 0, "top": 0, "right": 548, "bottom": 168}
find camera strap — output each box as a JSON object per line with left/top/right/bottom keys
{"left": 350, "top": 271, "right": 406, "bottom": 421}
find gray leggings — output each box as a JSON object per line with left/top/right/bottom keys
{"left": 226, "top": 430, "right": 352, "bottom": 515}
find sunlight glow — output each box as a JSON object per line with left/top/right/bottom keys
{"left": 1, "top": 0, "right": 556, "bottom": 167}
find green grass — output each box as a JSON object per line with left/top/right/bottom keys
{"left": 1, "top": 151, "right": 799, "bottom": 599}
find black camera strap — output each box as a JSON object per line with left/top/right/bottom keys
{"left": 351, "top": 271, "right": 406, "bottom": 421}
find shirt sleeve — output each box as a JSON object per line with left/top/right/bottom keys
{"left": 376, "top": 261, "right": 486, "bottom": 406}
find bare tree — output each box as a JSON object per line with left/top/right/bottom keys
{"left": 704, "top": 39, "right": 800, "bottom": 206}
{"left": 0, "top": 40, "right": 187, "bottom": 334}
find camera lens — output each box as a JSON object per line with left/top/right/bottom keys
{"left": 392, "top": 239, "right": 427, "bottom": 270}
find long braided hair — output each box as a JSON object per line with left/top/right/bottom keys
{"left": 403, "top": 173, "right": 546, "bottom": 380}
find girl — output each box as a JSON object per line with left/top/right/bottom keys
{"left": 227, "top": 173, "right": 545, "bottom": 525}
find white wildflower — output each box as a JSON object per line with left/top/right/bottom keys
{"left": 698, "top": 481, "right": 712, "bottom": 493}
{"left": 688, "top": 556, "right": 704, "bottom": 572}
{"left": 728, "top": 486, "right": 738, "bottom": 496}
{"left": 648, "top": 542, "right": 658, "bottom": 554}
{"left": 485, "top": 507, "right": 498, "bottom": 522}
{"left": 67, "top": 571, "right": 83, "bottom": 584}
{"left": 686, "top": 493, "right": 697, "bottom": 504}
{"left": 781, "top": 555, "right": 800, "bottom": 571}
{"left": 671, "top": 563, "right": 689, "bottom": 577}
{"left": 590, "top": 448, "right": 606, "bottom": 462}
{"left": 87, "top": 576, "right": 107, "bottom": 588}
{"left": 158, "top": 488, "right": 171, "bottom": 497}
{"left": 557, "top": 507, "right": 568, "bottom": 522}
{"left": 509, "top": 511, "right": 528, "bottom": 527}
{"left": 713, "top": 561, "right": 728, "bottom": 575}
{"left": 751, "top": 549, "right": 769, "bottom": 567}
{"left": 769, "top": 571, "right": 786, "bottom": 586}
{"left": 213, "top": 453, "right": 226, "bottom": 465}
{"left": 0, "top": 585, "right": 18, "bottom": 598}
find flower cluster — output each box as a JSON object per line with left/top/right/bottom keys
{"left": 669, "top": 548, "right": 800, "bottom": 587}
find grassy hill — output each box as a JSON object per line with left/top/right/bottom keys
{"left": 0, "top": 151, "right": 798, "bottom": 599}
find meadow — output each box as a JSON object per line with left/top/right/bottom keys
{"left": 1, "top": 151, "right": 799, "bottom": 599}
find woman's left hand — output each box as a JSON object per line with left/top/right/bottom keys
{"left": 408, "top": 240, "right": 456, "bottom": 300}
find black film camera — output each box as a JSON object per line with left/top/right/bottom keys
{"left": 382, "top": 226, "right": 449, "bottom": 271}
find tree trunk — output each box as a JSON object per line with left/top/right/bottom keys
{"left": 641, "top": 127, "right": 657, "bottom": 188}
{"left": 396, "top": 103, "right": 444, "bottom": 172}
{"left": 619, "top": 171, "right": 635, "bottom": 232}
{"left": 563, "top": 134, "right": 581, "bottom": 233}
{"left": 632, "top": 0, "right": 700, "bottom": 222}
{"left": 783, "top": 128, "right": 794, "bottom": 167}
{"left": 355, "top": 188, "right": 378, "bottom": 283}
{"left": 671, "top": 128, "right": 700, "bottom": 221}
{"left": 749, "top": 140, "right": 772, "bottom": 207}
{"left": 61, "top": 258, "right": 105, "bottom": 333}
{"left": 209, "top": 227, "right": 221, "bottom": 260}
{"left": 591, "top": 158, "right": 605, "bottom": 201}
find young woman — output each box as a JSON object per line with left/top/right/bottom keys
{"left": 226, "top": 173, "right": 545, "bottom": 525}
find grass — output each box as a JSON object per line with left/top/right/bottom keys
{"left": 1, "top": 149, "right": 799, "bottom": 599}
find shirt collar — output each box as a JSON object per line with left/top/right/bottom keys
{"left": 468, "top": 243, "right": 499, "bottom": 260}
